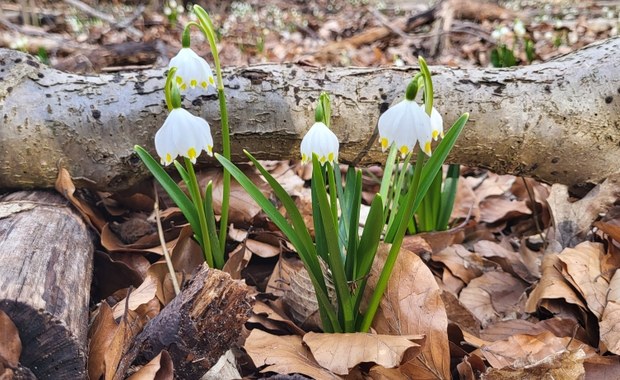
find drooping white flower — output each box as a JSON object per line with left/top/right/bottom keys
{"left": 430, "top": 107, "right": 444, "bottom": 141}
{"left": 378, "top": 99, "right": 433, "bottom": 157}
{"left": 168, "top": 48, "right": 215, "bottom": 91}
{"left": 155, "top": 108, "right": 214, "bottom": 165}
{"left": 300, "top": 122, "right": 339, "bottom": 164}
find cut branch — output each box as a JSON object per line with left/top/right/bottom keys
{"left": 0, "top": 37, "right": 618, "bottom": 191}
{"left": 0, "top": 191, "right": 93, "bottom": 379}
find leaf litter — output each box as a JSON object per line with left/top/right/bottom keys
{"left": 17, "top": 0, "right": 620, "bottom": 378}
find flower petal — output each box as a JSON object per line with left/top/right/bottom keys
{"left": 155, "top": 108, "right": 214, "bottom": 165}
{"left": 168, "top": 48, "right": 216, "bottom": 92}
{"left": 300, "top": 122, "right": 339, "bottom": 164}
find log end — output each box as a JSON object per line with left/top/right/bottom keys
{"left": 0, "top": 300, "right": 87, "bottom": 379}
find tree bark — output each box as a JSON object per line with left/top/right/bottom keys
{"left": 0, "top": 37, "right": 618, "bottom": 191}
{"left": 117, "top": 264, "right": 253, "bottom": 379}
{"left": 0, "top": 191, "right": 93, "bottom": 379}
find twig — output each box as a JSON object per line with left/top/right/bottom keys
{"left": 369, "top": 8, "right": 409, "bottom": 40}
{"left": 63, "top": 0, "right": 143, "bottom": 39}
{"left": 154, "top": 183, "right": 181, "bottom": 296}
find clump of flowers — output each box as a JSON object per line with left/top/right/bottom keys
{"left": 135, "top": 5, "right": 231, "bottom": 270}
{"left": 218, "top": 58, "right": 468, "bottom": 332}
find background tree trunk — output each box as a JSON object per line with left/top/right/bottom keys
{"left": 0, "top": 191, "right": 93, "bottom": 379}
{"left": 0, "top": 37, "right": 618, "bottom": 191}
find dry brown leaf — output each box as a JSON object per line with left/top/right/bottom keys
{"left": 249, "top": 299, "right": 306, "bottom": 336}
{"left": 474, "top": 240, "right": 538, "bottom": 283}
{"left": 93, "top": 251, "right": 146, "bottom": 300}
{"left": 481, "top": 318, "right": 586, "bottom": 343}
{"left": 246, "top": 238, "right": 280, "bottom": 258}
{"left": 608, "top": 268, "right": 620, "bottom": 304}
{"left": 266, "top": 252, "right": 301, "bottom": 297}
{"left": 468, "top": 173, "right": 515, "bottom": 201}
{"left": 479, "top": 196, "right": 531, "bottom": 224}
{"left": 88, "top": 303, "right": 117, "bottom": 380}
{"left": 0, "top": 310, "right": 21, "bottom": 369}
{"left": 112, "top": 272, "right": 158, "bottom": 319}
{"left": 450, "top": 176, "right": 480, "bottom": 222}
{"left": 368, "top": 243, "right": 451, "bottom": 380}
{"left": 440, "top": 291, "right": 482, "bottom": 336}
{"left": 170, "top": 225, "right": 204, "bottom": 276}
{"left": 222, "top": 244, "right": 252, "bottom": 280}
{"left": 600, "top": 301, "right": 620, "bottom": 354}
{"left": 303, "top": 332, "right": 423, "bottom": 375}
{"left": 126, "top": 351, "right": 173, "bottom": 380}
{"left": 595, "top": 220, "right": 620, "bottom": 244}
{"left": 55, "top": 166, "right": 107, "bottom": 231}
{"left": 479, "top": 331, "right": 594, "bottom": 370}
{"left": 482, "top": 348, "right": 586, "bottom": 380}
{"left": 198, "top": 166, "right": 268, "bottom": 223}
{"left": 557, "top": 242, "right": 608, "bottom": 319}
{"left": 88, "top": 300, "right": 152, "bottom": 380}
{"left": 244, "top": 329, "right": 340, "bottom": 379}
{"left": 525, "top": 253, "right": 586, "bottom": 313}
{"left": 547, "top": 174, "right": 620, "bottom": 248}
{"left": 459, "top": 271, "right": 527, "bottom": 328}
{"left": 432, "top": 244, "right": 497, "bottom": 284}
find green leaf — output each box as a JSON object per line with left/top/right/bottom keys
{"left": 355, "top": 195, "right": 384, "bottom": 281}
{"left": 312, "top": 156, "right": 354, "bottom": 332}
{"left": 134, "top": 146, "right": 200, "bottom": 238}
{"left": 343, "top": 169, "right": 362, "bottom": 279}
{"left": 216, "top": 153, "right": 341, "bottom": 331}
{"left": 204, "top": 182, "right": 224, "bottom": 268}
{"left": 436, "top": 164, "right": 460, "bottom": 230}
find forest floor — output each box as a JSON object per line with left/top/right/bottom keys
{"left": 1, "top": 0, "right": 620, "bottom": 379}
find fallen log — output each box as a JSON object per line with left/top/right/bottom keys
{"left": 0, "top": 37, "right": 618, "bottom": 191}
{"left": 116, "top": 265, "right": 253, "bottom": 379}
{"left": 0, "top": 191, "right": 93, "bottom": 379}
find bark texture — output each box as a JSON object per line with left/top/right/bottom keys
{"left": 117, "top": 265, "right": 253, "bottom": 379}
{"left": 0, "top": 191, "right": 93, "bottom": 379}
{"left": 0, "top": 37, "right": 619, "bottom": 191}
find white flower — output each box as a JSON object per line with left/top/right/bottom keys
{"left": 168, "top": 48, "right": 215, "bottom": 91}
{"left": 300, "top": 122, "right": 339, "bottom": 164}
{"left": 513, "top": 19, "right": 526, "bottom": 37}
{"left": 155, "top": 108, "right": 214, "bottom": 165}
{"left": 378, "top": 99, "right": 433, "bottom": 157}
{"left": 430, "top": 107, "right": 444, "bottom": 141}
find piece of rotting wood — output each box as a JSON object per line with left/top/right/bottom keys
{"left": 0, "top": 191, "right": 93, "bottom": 379}
{"left": 116, "top": 265, "right": 254, "bottom": 379}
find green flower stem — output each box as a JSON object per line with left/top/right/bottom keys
{"left": 184, "top": 158, "right": 214, "bottom": 267}
{"left": 359, "top": 152, "right": 422, "bottom": 332}
{"left": 379, "top": 144, "right": 398, "bottom": 204}
{"left": 187, "top": 6, "right": 231, "bottom": 256}
{"left": 418, "top": 56, "right": 433, "bottom": 115}
{"left": 327, "top": 163, "right": 339, "bottom": 236}
{"left": 164, "top": 67, "right": 177, "bottom": 111}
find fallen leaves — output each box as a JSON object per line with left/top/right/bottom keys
{"left": 0, "top": 310, "right": 21, "bottom": 376}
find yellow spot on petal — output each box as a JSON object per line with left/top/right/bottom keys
{"left": 319, "top": 155, "right": 326, "bottom": 164}
{"left": 176, "top": 76, "right": 183, "bottom": 84}
{"left": 380, "top": 137, "right": 389, "bottom": 151}
{"left": 432, "top": 130, "right": 439, "bottom": 140}
{"left": 209, "top": 77, "right": 215, "bottom": 85}
{"left": 207, "top": 145, "right": 213, "bottom": 156}
{"left": 328, "top": 152, "right": 334, "bottom": 162}
{"left": 181, "top": 83, "right": 187, "bottom": 91}
{"left": 424, "top": 141, "right": 432, "bottom": 155}
{"left": 190, "top": 79, "right": 197, "bottom": 88}
{"left": 187, "top": 147, "right": 197, "bottom": 160}
{"left": 165, "top": 153, "right": 172, "bottom": 164}
{"left": 399, "top": 145, "right": 409, "bottom": 157}
{"left": 301, "top": 153, "right": 307, "bottom": 163}
{"left": 201, "top": 81, "right": 207, "bottom": 88}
